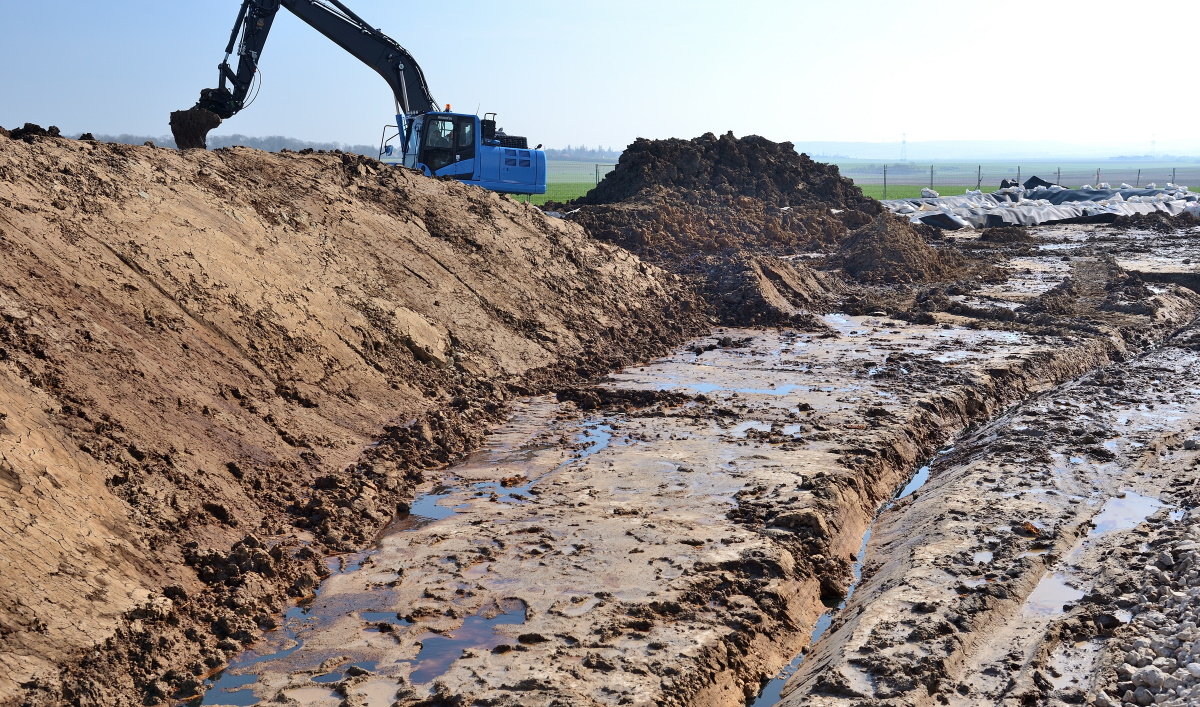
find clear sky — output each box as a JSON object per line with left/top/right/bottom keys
{"left": 2, "top": 1, "right": 1198, "bottom": 153}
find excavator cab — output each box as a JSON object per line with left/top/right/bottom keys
{"left": 381, "top": 112, "right": 546, "bottom": 195}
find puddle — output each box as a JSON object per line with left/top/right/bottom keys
{"left": 1089, "top": 491, "right": 1163, "bottom": 535}
{"left": 385, "top": 486, "right": 459, "bottom": 532}
{"left": 973, "top": 551, "right": 994, "bottom": 564}
{"left": 280, "top": 687, "right": 340, "bottom": 704}
{"left": 196, "top": 672, "right": 257, "bottom": 706}
{"left": 1023, "top": 572, "right": 1085, "bottom": 615}
{"left": 408, "top": 602, "right": 527, "bottom": 684}
{"left": 896, "top": 466, "right": 930, "bottom": 501}
{"left": 352, "top": 679, "right": 401, "bottom": 706}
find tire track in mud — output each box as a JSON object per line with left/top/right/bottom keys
{"left": 775, "top": 320, "right": 1200, "bottom": 706}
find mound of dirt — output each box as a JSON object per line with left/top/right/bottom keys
{"left": 979, "top": 225, "right": 1034, "bottom": 243}
{"left": 565, "top": 132, "right": 989, "bottom": 325}
{"left": 702, "top": 255, "right": 843, "bottom": 326}
{"left": 562, "top": 132, "right": 900, "bottom": 326}
{"left": 569, "top": 132, "right": 879, "bottom": 260}
{"left": 1112, "top": 210, "right": 1200, "bottom": 232}
{"left": 578, "top": 131, "right": 878, "bottom": 213}
{"left": 835, "top": 214, "right": 977, "bottom": 284}
{"left": 0, "top": 130, "right": 704, "bottom": 704}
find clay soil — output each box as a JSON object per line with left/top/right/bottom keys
{"left": 2, "top": 127, "right": 1200, "bottom": 707}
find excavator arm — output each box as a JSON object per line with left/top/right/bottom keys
{"left": 171, "top": 0, "right": 437, "bottom": 149}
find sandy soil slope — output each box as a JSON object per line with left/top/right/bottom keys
{"left": 0, "top": 132, "right": 702, "bottom": 704}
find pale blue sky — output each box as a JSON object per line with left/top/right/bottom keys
{"left": 2, "top": 1, "right": 1198, "bottom": 152}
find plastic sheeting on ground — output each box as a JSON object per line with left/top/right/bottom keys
{"left": 883, "top": 184, "right": 1198, "bottom": 229}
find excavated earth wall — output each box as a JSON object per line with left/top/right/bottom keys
{"left": 0, "top": 132, "right": 705, "bottom": 705}
{"left": 4, "top": 127, "right": 1200, "bottom": 707}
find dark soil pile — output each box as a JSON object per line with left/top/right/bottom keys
{"left": 1112, "top": 210, "right": 1200, "bottom": 232}
{"left": 577, "top": 132, "right": 878, "bottom": 213}
{"left": 836, "top": 214, "right": 974, "bottom": 284}
{"left": 6, "top": 122, "right": 62, "bottom": 142}
{"left": 569, "top": 131, "right": 880, "bottom": 263}
{"left": 979, "top": 225, "right": 1034, "bottom": 243}
{"left": 564, "top": 132, "right": 988, "bottom": 324}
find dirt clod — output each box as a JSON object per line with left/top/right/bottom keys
{"left": 8, "top": 123, "right": 62, "bottom": 142}
{"left": 169, "top": 107, "right": 223, "bottom": 150}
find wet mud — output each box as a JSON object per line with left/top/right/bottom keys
{"left": 3, "top": 126, "right": 1200, "bottom": 707}
{"left": 190, "top": 268, "right": 1197, "bottom": 705}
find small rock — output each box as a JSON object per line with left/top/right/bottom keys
{"left": 1133, "top": 685, "right": 1154, "bottom": 705}
{"left": 1133, "top": 665, "right": 1165, "bottom": 689}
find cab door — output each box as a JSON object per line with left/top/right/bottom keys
{"left": 448, "top": 116, "right": 477, "bottom": 180}
{"left": 418, "top": 116, "right": 455, "bottom": 175}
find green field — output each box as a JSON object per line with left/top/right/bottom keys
{"left": 526, "top": 182, "right": 594, "bottom": 206}
{"left": 857, "top": 184, "right": 1000, "bottom": 200}
{"left": 524, "top": 157, "right": 1197, "bottom": 207}
{"left": 526, "top": 181, "right": 997, "bottom": 206}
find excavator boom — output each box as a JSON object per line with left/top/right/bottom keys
{"left": 171, "top": 0, "right": 435, "bottom": 149}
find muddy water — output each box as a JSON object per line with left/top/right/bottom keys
{"left": 196, "top": 318, "right": 1067, "bottom": 706}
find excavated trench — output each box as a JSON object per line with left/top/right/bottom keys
{"left": 193, "top": 248, "right": 1200, "bottom": 705}
{"left": 5, "top": 129, "right": 1200, "bottom": 707}
{"left": 184, "top": 214, "right": 1200, "bottom": 706}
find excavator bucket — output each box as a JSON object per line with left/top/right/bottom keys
{"left": 170, "top": 107, "right": 223, "bottom": 150}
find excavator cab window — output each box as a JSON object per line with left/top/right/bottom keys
{"left": 421, "top": 117, "right": 455, "bottom": 172}
{"left": 455, "top": 117, "right": 475, "bottom": 162}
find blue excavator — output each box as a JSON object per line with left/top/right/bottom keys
{"left": 170, "top": 0, "right": 546, "bottom": 195}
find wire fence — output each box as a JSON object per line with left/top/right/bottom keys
{"left": 539, "top": 160, "right": 1200, "bottom": 205}
{"left": 537, "top": 161, "right": 619, "bottom": 204}
{"left": 838, "top": 163, "right": 1200, "bottom": 200}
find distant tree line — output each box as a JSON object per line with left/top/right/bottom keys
{"left": 1108, "top": 155, "right": 1200, "bottom": 162}
{"left": 72, "top": 132, "right": 377, "bottom": 156}
{"left": 544, "top": 145, "right": 622, "bottom": 161}
{"left": 60, "top": 130, "right": 624, "bottom": 162}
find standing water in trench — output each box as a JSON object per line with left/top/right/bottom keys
{"left": 746, "top": 459, "right": 937, "bottom": 707}
{"left": 195, "top": 418, "right": 615, "bottom": 705}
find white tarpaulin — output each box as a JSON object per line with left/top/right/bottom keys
{"left": 883, "top": 184, "right": 1198, "bottom": 229}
